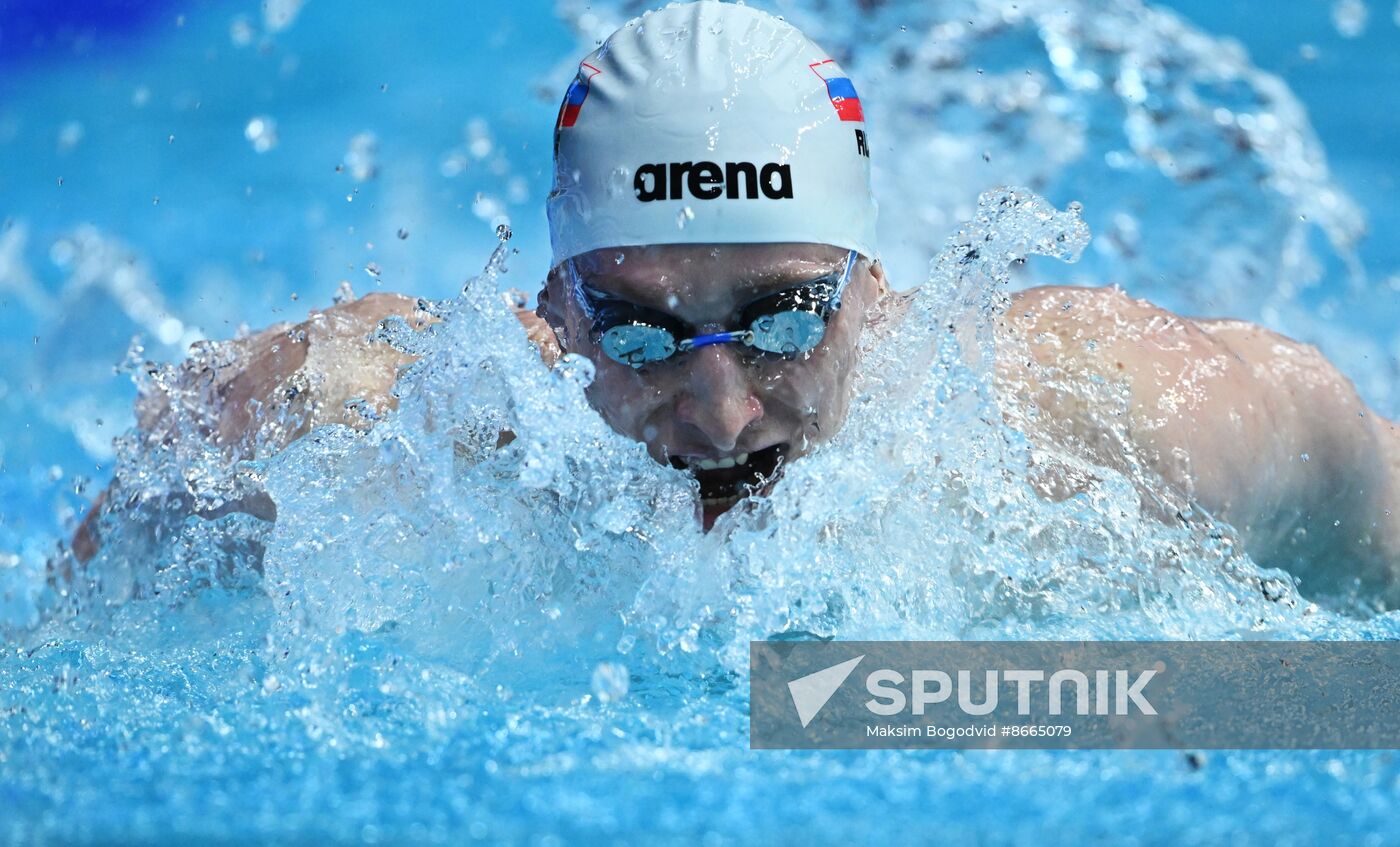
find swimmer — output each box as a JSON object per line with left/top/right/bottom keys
{"left": 74, "top": 1, "right": 1400, "bottom": 596}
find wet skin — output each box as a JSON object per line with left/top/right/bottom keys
{"left": 74, "top": 246, "right": 1400, "bottom": 597}
{"left": 537, "top": 242, "right": 886, "bottom": 529}
{"left": 999, "top": 285, "right": 1400, "bottom": 597}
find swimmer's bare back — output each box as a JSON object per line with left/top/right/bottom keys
{"left": 1000, "top": 285, "right": 1400, "bottom": 598}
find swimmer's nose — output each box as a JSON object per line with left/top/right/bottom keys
{"left": 674, "top": 345, "right": 763, "bottom": 452}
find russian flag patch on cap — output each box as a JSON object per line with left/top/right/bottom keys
{"left": 557, "top": 61, "right": 602, "bottom": 129}
{"left": 809, "top": 59, "right": 864, "bottom": 122}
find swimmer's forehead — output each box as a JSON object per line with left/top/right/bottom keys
{"left": 573, "top": 242, "right": 850, "bottom": 304}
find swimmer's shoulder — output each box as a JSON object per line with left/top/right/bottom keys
{"left": 1005, "top": 284, "right": 1187, "bottom": 334}
{"left": 321, "top": 290, "right": 425, "bottom": 325}
{"left": 330, "top": 288, "right": 560, "bottom": 364}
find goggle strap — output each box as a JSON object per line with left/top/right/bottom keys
{"left": 566, "top": 258, "right": 598, "bottom": 320}
{"left": 828, "top": 249, "right": 858, "bottom": 312}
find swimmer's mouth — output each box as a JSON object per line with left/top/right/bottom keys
{"left": 669, "top": 443, "right": 789, "bottom": 506}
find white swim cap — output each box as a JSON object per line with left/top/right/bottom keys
{"left": 547, "top": 1, "right": 878, "bottom": 269}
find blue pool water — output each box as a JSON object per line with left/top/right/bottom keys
{"left": 3, "top": 0, "right": 1400, "bottom": 843}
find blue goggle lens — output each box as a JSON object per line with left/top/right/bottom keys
{"left": 599, "top": 323, "right": 678, "bottom": 366}
{"left": 747, "top": 310, "right": 827, "bottom": 356}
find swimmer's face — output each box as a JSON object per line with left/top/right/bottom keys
{"left": 541, "top": 242, "right": 885, "bottom": 521}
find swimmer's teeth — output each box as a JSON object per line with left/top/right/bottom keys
{"left": 693, "top": 455, "right": 744, "bottom": 471}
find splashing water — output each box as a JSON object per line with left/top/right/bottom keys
{"left": 4, "top": 0, "right": 1400, "bottom": 844}
{"left": 7, "top": 187, "right": 1399, "bottom": 844}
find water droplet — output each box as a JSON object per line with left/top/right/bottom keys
{"left": 439, "top": 153, "right": 467, "bottom": 178}
{"left": 167, "top": 134, "right": 175, "bottom": 144}
{"left": 230, "top": 16, "right": 255, "bottom": 47}
{"left": 333, "top": 280, "right": 356, "bottom": 304}
{"left": 365, "top": 262, "right": 382, "bottom": 279}
{"left": 607, "top": 166, "right": 633, "bottom": 198}
{"left": 152, "top": 196, "right": 160, "bottom": 205}
{"left": 344, "top": 132, "right": 378, "bottom": 181}
{"left": 466, "top": 118, "right": 493, "bottom": 159}
{"left": 1332, "top": 0, "right": 1369, "bottom": 37}
{"left": 676, "top": 207, "right": 695, "bottom": 229}
{"left": 472, "top": 193, "right": 503, "bottom": 221}
{"left": 262, "top": 0, "right": 304, "bottom": 33}
{"left": 590, "top": 662, "right": 629, "bottom": 703}
{"left": 1300, "top": 453, "right": 1310, "bottom": 462}
{"left": 678, "top": 628, "right": 699, "bottom": 653}
{"left": 244, "top": 116, "right": 278, "bottom": 153}
{"left": 56, "top": 121, "right": 84, "bottom": 151}
{"left": 397, "top": 228, "right": 409, "bottom": 240}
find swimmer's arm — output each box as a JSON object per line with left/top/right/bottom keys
{"left": 1001, "top": 285, "right": 1400, "bottom": 589}
{"left": 72, "top": 291, "right": 555, "bottom": 564}
{"left": 72, "top": 293, "right": 429, "bottom": 564}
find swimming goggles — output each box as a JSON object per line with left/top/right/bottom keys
{"left": 568, "top": 250, "right": 858, "bottom": 369}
